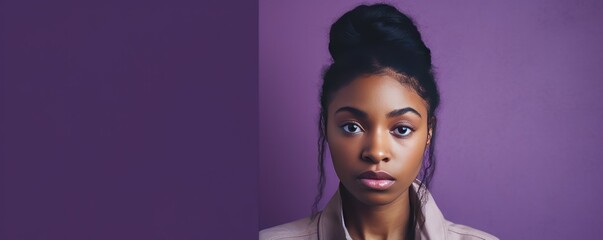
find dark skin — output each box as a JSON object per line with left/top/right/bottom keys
{"left": 326, "top": 73, "right": 432, "bottom": 240}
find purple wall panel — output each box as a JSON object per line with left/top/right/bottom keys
{"left": 2, "top": 0, "right": 258, "bottom": 239}
{"left": 259, "top": 1, "right": 603, "bottom": 239}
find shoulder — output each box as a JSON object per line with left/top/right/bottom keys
{"left": 445, "top": 220, "right": 499, "bottom": 240}
{"left": 259, "top": 215, "right": 320, "bottom": 240}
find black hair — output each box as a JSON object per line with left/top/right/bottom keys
{"left": 312, "top": 3, "right": 440, "bottom": 238}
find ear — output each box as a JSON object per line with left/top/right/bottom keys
{"left": 426, "top": 128, "right": 433, "bottom": 145}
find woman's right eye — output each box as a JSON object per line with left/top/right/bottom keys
{"left": 341, "top": 123, "right": 362, "bottom": 134}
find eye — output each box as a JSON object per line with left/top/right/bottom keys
{"left": 392, "top": 126, "right": 413, "bottom": 137}
{"left": 341, "top": 123, "right": 363, "bottom": 134}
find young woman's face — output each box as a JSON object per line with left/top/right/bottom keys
{"left": 326, "top": 73, "right": 431, "bottom": 206}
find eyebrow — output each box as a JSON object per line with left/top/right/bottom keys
{"left": 335, "top": 106, "right": 422, "bottom": 119}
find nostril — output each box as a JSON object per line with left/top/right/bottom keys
{"left": 361, "top": 154, "right": 376, "bottom": 163}
{"left": 361, "top": 152, "right": 390, "bottom": 163}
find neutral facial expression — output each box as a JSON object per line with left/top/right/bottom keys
{"left": 326, "top": 73, "right": 431, "bottom": 206}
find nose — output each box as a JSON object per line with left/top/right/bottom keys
{"left": 361, "top": 128, "right": 392, "bottom": 163}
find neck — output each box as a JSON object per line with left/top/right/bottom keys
{"left": 341, "top": 186, "right": 412, "bottom": 240}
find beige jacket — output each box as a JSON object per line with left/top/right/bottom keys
{"left": 260, "top": 181, "right": 498, "bottom": 240}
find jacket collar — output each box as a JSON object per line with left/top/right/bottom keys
{"left": 317, "top": 180, "right": 448, "bottom": 240}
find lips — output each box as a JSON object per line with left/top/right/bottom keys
{"left": 357, "top": 171, "right": 395, "bottom": 180}
{"left": 357, "top": 171, "right": 396, "bottom": 190}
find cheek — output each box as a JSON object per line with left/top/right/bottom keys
{"left": 326, "top": 129, "right": 361, "bottom": 175}
{"left": 406, "top": 137, "right": 427, "bottom": 159}
{"left": 394, "top": 135, "right": 427, "bottom": 176}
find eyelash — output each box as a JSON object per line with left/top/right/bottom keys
{"left": 340, "top": 122, "right": 364, "bottom": 134}
{"left": 391, "top": 125, "right": 413, "bottom": 137}
{"left": 340, "top": 122, "right": 414, "bottom": 137}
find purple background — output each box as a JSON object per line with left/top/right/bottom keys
{"left": 260, "top": 1, "right": 603, "bottom": 239}
{"left": 2, "top": 0, "right": 258, "bottom": 239}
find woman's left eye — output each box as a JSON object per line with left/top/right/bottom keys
{"left": 392, "top": 126, "right": 412, "bottom": 137}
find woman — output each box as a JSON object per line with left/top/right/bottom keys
{"left": 261, "top": 4, "right": 498, "bottom": 240}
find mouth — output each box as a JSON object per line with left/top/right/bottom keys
{"left": 356, "top": 171, "right": 396, "bottom": 190}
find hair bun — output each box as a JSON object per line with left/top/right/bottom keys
{"left": 328, "top": 4, "right": 430, "bottom": 65}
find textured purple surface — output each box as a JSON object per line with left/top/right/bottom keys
{"left": 259, "top": 1, "right": 603, "bottom": 239}
{"left": 2, "top": 0, "right": 258, "bottom": 239}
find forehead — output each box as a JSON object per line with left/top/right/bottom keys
{"left": 328, "top": 74, "right": 428, "bottom": 117}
